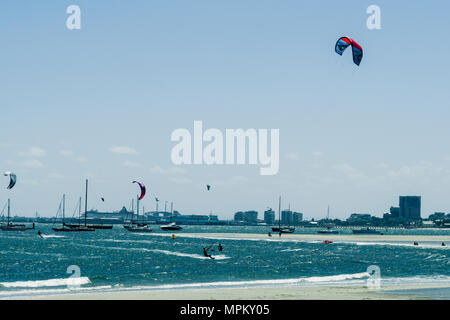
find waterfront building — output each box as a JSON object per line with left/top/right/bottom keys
{"left": 399, "top": 196, "right": 421, "bottom": 220}
{"left": 293, "top": 212, "right": 303, "bottom": 225}
{"left": 234, "top": 211, "right": 258, "bottom": 223}
{"left": 264, "top": 208, "right": 275, "bottom": 225}
{"left": 281, "top": 210, "right": 293, "bottom": 225}
{"left": 347, "top": 213, "right": 372, "bottom": 225}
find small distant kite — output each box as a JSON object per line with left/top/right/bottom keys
{"left": 206, "top": 184, "right": 211, "bottom": 191}
{"left": 335, "top": 36, "right": 363, "bottom": 66}
{"left": 4, "top": 172, "right": 16, "bottom": 189}
{"left": 133, "top": 181, "right": 146, "bottom": 200}
{"left": 101, "top": 197, "right": 105, "bottom": 202}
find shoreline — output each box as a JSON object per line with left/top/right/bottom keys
{"left": 4, "top": 232, "right": 449, "bottom": 300}
{"left": 141, "top": 232, "right": 450, "bottom": 245}
{"left": 25, "top": 283, "right": 450, "bottom": 300}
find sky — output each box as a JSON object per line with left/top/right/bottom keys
{"left": 1, "top": 1, "right": 450, "bottom": 220}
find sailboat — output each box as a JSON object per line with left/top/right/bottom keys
{"left": 53, "top": 181, "right": 95, "bottom": 232}
{"left": 271, "top": 196, "right": 295, "bottom": 234}
{"left": 124, "top": 195, "right": 152, "bottom": 232}
{"left": 0, "top": 199, "right": 35, "bottom": 231}
{"left": 318, "top": 206, "right": 339, "bottom": 234}
{"left": 52, "top": 194, "right": 90, "bottom": 232}
{"left": 65, "top": 195, "right": 96, "bottom": 232}
{"left": 84, "top": 180, "right": 113, "bottom": 229}
{"left": 62, "top": 196, "right": 89, "bottom": 229}
{"left": 160, "top": 202, "right": 182, "bottom": 231}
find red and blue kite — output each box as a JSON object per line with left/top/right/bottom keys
{"left": 335, "top": 36, "right": 363, "bottom": 66}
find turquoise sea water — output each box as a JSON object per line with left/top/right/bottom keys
{"left": 0, "top": 224, "right": 449, "bottom": 298}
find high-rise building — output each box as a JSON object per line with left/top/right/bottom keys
{"left": 264, "top": 208, "right": 275, "bottom": 225}
{"left": 399, "top": 196, "right": 421, "bottom": 220}
{"left": 234, "top": 211, "right": 244, "bottom": 221}
{"left": 281, "top": 210, "right": 293, "bottom": 225}
{"left": 234, "top": 211, "right": 258, "bottom": 223}
{"left": 244, "top": 211, "right": 258, "bottom": 223}
{"left": 293, "top": 212, "right": 303, "bottom": 225}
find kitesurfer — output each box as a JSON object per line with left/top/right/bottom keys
{"left": 203, "top": 247, "right": 214, "bottom": 260}
{"left": 218, "top": 243, "right": 223, "bottom": 252}
{"left": 37, "top": 230, "right": 43, "bottom": 238}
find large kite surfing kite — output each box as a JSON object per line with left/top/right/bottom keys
{"left": 4, "top": 172, "right": 16, "bottom": 190}
{"left": 335, "top": 36, "right": 363, "bottom": 66}
{"left": 133, "top": 180, "right": 146, "bottom": 200}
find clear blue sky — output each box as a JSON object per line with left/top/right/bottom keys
{"left": 1, "top": 1, "right": 449, "bottom": 219}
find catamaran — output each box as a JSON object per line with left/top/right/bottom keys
{"left": 0, "top": 199, "right": 34, "bottom": 231}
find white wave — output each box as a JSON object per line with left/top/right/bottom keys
{"left": 150, "top": 249, "right": 230, "bottom": 260}
{"left": 303, "top": 272, "right": 369, "bottom": 283}
{"left": 125, "top": 273, "right": 450, "bottom": 291}
{"left": 102, "top": 239, "right": 154, "bottom": 245}
{"left": 0, "top": 285, "right": 112, "bottom": 299}
{"left": 353, "top": 241, "right": 450, "bottom": 250}
{"left": 4, "top": 274, "right": 450, "bottom": 299}
{"left": 117, "top": 272, "right": 371, "bottom": 291}
{"left": 74, "top": 243, "right": 230, "bottom": 260}
{"left": 381, "top": 275, "right": 450, "bottom": 286}
{"left": 41, "top": 235, "right": 65, "bottom": 239}
{"left": 0, "top": 277, "right": 91, "bottom": 288}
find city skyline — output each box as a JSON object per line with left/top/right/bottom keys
{"left": 1, "top": 1, "right": 450, "bottom": 219}
{"left": 11, "top": 193, "right": 443, "bottom": 222}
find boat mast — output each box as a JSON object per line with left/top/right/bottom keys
{"left": 84, "top": 179, "right": 88, "bottom": 227}
{"left": 63, "top": 194, "right": 65, "bottom": 225}
{"left": 79, "top": 197, "right": 82, "bottom": 226}
{"left": 288, "top": 203, "right": 291, "bottom": 227}
{"left": 136, "top": 195, "right": 139, "bottom": 220}
{"left": 278, "top": 196, "right": 281, "bottom": 229}
{"left": 7, "top": 198, "right": 10, "bottom": 226}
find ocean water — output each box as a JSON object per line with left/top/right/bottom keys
{"left": 0, "top": 224, "right": 449, "bottom": 298}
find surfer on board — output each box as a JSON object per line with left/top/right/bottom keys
{"left": 203, "top": 246, "right": 215, "bottom": 260}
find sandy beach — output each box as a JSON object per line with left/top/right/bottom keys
{"left": 145, "top": 232, "right": 450, "bottom": 245}
{"left": 28, "top": 283, "right": 450, "bottom": 300}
